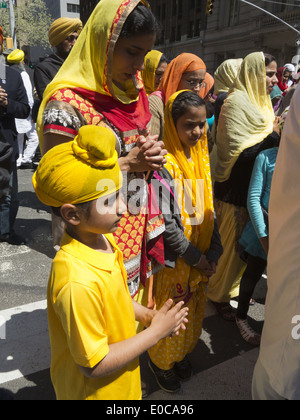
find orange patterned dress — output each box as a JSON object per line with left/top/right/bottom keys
{"left": 43, "top": 88, "right": 164, "bottom": 298}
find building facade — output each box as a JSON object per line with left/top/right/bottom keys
{"left": 150, "top": 0, "right": 300, "bottom": 74}
{"left": 31, "top": 0, "right": 80, "bottom": 64}
{"left": 80, "top": 0, "right": 98, "bottom": 25}
{"left": 45, "top": 0, "right": 80, "bottom": 19}
{"left": 77, "top": 0, "right": 300, "bottom": 74}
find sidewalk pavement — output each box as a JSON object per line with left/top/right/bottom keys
{"left": 0, "top": 167, "right": 265, "bottom": 400}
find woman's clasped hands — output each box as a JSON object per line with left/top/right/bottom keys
{"left": 119, "top": 134, "right": 168, "bottom": 173}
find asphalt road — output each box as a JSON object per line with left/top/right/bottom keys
{"left": 0, "top": 167, "right": 267, "bottom": 401}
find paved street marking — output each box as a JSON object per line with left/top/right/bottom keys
{"left": 0, "top": 300, "right": 49, "bottom": 385}
{"left": 0, "top": 243, "right": 31, "bottom": 259}
{"left": 0, "top": 315, "right": 6, "bottom": 340}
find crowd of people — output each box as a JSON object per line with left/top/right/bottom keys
{"left": 1, "top": 0, "right": 300, "bottom": 401}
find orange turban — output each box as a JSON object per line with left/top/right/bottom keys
{"left": 159, "top": 53, "right": 206, "bottom": 103}
{"left": 48, "top": 17, "right": 83, "bottom": 47}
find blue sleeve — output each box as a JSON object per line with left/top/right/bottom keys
{"left": 247, "top": 153, "right": 268, "bottom": 239}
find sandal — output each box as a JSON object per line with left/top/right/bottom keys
{"left": 236, "top": 317, "right": 261, "bottom": 346}
{"left": 212, "top": 302, "right": 236, "bottom": 322}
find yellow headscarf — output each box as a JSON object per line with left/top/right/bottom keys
{"left": 214, "top": 52, "right": 275, "bottom": 183}
{"left": 37, "top": 0, "right": 150, "bottom": 151}
{"left": 142, "top": 50, "right": 163, "bottom": 95}
{"left": 48, "top": 17, "right": 83, "bottom": 47}
{"left": 164, "top": 91, "right": 215, "bottom": 255}
{"left": 32, "top": 125, "right": 122, "bottom": 208}
{"left": 7, "top": 49, "right": 25, "bottom": 64}
{"left": 214, "top": 58, "right": 243, "bottom": 96}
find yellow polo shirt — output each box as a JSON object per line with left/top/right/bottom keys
{"left": 47, "top": 233, "right": 141, "bottom": 400}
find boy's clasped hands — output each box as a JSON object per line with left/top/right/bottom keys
{"left": 135, "top": 299, "right": 189, "bottom": 340}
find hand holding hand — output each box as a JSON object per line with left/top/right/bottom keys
{"left": 194, "top": 254, "right": 215, "bottom": 278}
{"left": 273, "top": 116, "right": 283, "bottom": 135}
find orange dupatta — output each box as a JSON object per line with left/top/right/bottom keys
{"left": 157, "top": 53, "right": 207, "bottom": 103}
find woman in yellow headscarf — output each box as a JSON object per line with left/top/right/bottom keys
{"left": 141, "top": 50, "right": 168, "bottom": 95}
{"left": 210, "top": 58, "right": 243, "bottom": 174}
{"left": 214, "top": 58, "right": 244, "bottom": 97}
{"left": 37, "top": 0, "right": 166, "bottom": 312}
{"left": 207, "top": 52, "right": 281, "bottom": 320}
{"left": 148, "top": 90, "right": 223, "bottom": 392}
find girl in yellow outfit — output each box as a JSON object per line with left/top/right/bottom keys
{"left": 148, "top": 91, "right": 223, "bottom": 393}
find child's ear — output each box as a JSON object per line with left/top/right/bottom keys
{"left": 60, "top": 204, "right": 81, "bottom": 225}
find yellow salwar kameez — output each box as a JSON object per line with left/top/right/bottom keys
{"left": 148, "top": 91, "right": 215, "bottom": 370}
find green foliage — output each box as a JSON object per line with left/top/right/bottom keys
{"left": 0, "top": 0, "right": 53, "bottom": 48}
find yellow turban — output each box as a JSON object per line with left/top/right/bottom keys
{"left": 48, "top": 17, "right": 83, "bottom": 47}
{"left": 7, "top": 49, "right": 25, "bottom": 64}
{"left": 32, "top": 125, "right": 122, "bottom": 208}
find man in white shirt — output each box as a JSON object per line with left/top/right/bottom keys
{"left": 252, "top": 84, "right": 300, "bottom": 400}
{"left": 6, "top": 49, "right": 39, "bottom": 168}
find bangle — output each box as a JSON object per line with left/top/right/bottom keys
{"left": 193, "top": 254, "right": 203, "bottom": 267}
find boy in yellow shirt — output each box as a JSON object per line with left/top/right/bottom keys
{"left": 33, "top": 125, "right": 188, "bottom": 400}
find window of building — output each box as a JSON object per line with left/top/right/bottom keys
{"left": 272, "top": 0, "right": 298, "bottom": 13}
{"left": 273, "top": 2, "right": 288, "bottom": 13}
{"left": 157, "top": 4, "right": 161, "bottom": 19}
{"left": 67, "top": 3, "right": 80, "bottom": 14}
{"left": 190, "top": 0, "right": 195, "bottom": 9}
{"left": 228, "top": 0, "right": 240, "bottom": 26}
{"left": 194, "top": 19, "right": 201, "bottom": 37}
{"left": 196, "top": 0, "right": 202, "bottom": 13}
{"left": 171, "top": 26, "right": 176, "bottom": 42}
{"left": 162, "top": 3, "right": 166, "bottom": 20}
{"left": 178, "top": 0, "right": 183, "bottom": 19}
{"left": 172, "top": 0, "right": 176, "bottom": 16}
{"left": 188, "top": 21, "right": 195, "bottom": 38}
{"left": 176, "top": 25, "right": 181, "bottom": 41}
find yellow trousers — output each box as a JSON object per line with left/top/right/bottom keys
{"left": 207, "top": 199, "right": 248, "bottom": 303}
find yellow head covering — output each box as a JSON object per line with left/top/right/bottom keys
{"left": 48, "top": 17, "right": 83, "bottom": 47}
{"left": 7, "top": 49, "right": 25, "bottom": 64}
{"left": 37, "top": 0, "right": 150, "bottom": 150}
{"left": 142, "top": 50, "right": 163, "bottom": 95}
{"left": 33, "top": 125, "right": 122, "bottom": 208}
{"left": 214, "top": 52, "right": 275, "bottom": 183}
{"left": 164, "top": 90, "right": 214, "bottom": 252}
{"left": 214, "top": 58, "right": 243, "bottom": 96}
